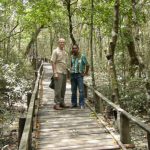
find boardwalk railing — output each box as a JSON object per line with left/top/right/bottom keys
{"left": 18, "top": 62, "right": 43, "bottom": 150}
{"left": 84, "top": 83, "right": 150, "bottom": 149}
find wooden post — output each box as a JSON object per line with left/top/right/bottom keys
{"left": 35, "top": 71, "right": 38, "bottom": 78}
{"left": 120, "top": 112, "right": 131, "bottom": 144}
{"left": 27, "top": 92, "right": 32, "bottom": 109}
{"left": 35, "top": 81, "right": 39, "bottom": 100}
{"left": 18, "top": 117, "right": 26, "bottom": 147}
{"left": 95, "top": 93, "right": 100, "bottom": 113}
{"left": 37, "top": 59, "right": 41, "bottom": 69}
{"left": 99, "top": 98, "right": 103, "bottom": 113}
{"left": 84, "top": 84, "right": 88, "bottom": 99}
{"left": 147, "top": 132, "right": 150, "bottom": 150}
{"left": 32, "top": 58, "right": 37, "bottom": 70}
{"left": 28, "top": 124, "right": 33, "bottom": 150}
{"left": 40, "top": 64, "right": 43, "bottom": 76}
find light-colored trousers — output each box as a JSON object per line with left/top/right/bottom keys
{"left": 54, "top": 73, "right": 66, "bottom": 105}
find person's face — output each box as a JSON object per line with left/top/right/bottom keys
{"left": 59, "top": 39, "right": 65, "bottom": 50}
{"left": 72, "top": 46, "right": 79, "bottom": 55}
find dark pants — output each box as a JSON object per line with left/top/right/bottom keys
{"left": 71, "top": 73, "right": 84, "bottom": 107}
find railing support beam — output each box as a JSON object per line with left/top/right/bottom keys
{"left": 95, "top": 93, "right": 100, "bottom": 113}
{"left": 27, "top": 92, "right": 32, "bottom": 110}
{"left": 18, "top": 117, "right": 26, "bottom": 147}
{"left": 120, "top": 113, "right": 131, "bottom": 144}
{"left": 147, "top": 132, "right": 150, "bottom": 150}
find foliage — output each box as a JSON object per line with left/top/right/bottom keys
{"left": 0, "top": 55, "right": 34, "bottom": 122}
{"left": 119, "top": 77, "right": 147, "bottom": 115}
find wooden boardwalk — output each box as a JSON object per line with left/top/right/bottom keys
{"left": 35, "top": 63, "right": 121, "bottom": 150}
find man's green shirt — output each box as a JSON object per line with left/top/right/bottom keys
{"left": 71, "top": 54, "right": 89, "bottom": 73}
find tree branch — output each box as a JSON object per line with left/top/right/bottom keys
{"left": 0, "top": 28, "right": 24, "bottom": 43}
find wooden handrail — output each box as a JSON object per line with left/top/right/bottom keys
{"left": 18, "top": 62, "right": 43, "bottom": 150}
{"left": 84, "top": 82, "right": 150, "bottom": 149}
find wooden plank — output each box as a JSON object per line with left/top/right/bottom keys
{"left": 38, "top": 129, "right": 105, "bottom": 136}
{"left": 38, "top": 121, "right": 100, "bottom": 128}
{"left": 37, "top": 134, "right": 119, "bottom": 148}
{"left": 37, "top": 146, "right": 120, "bottom": 150}
{"left": 38, "top": 111, "right": 92, "bottom": 116}
{"left": 37, "top": 133, "right": 113, "bottom": 140}
{"left": 37, "top": 143, "right": 120, "bottom": 150}
{"left": 38, "top": 126, "right": 105, "bottom": 133}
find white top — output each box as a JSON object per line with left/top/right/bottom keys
{"left": 51, "top": 47, "right": 68, "bottom": 74}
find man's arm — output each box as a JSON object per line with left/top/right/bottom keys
{"left": 51, "top": 50, "right": 59, "bottom": 79}
{"left": 51, "top": 61, "right": 59, "bottom": 78}
{"left": 82, "top": 54, "right": 89, "bottom": 76}
{"left": 66, "top": 52, "right": 70, "bottom": 79}
{"left": 51, "top": 61, "right": 56, "bottom": 73}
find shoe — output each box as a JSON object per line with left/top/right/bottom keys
{"left": 71, "top": 105, "right": 77, "bottom": 108}
{"left": 60, "top": 103, "right": 70, "bottom": 108}
{"left": 80, "top": 106, "right": 85, "bottom": 109}
{"left": 53, "top": 104, "right": 63, "bottom": 110}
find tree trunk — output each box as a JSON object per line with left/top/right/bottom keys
{"left": 127, "top": 34, "right": 139, "bottom": 77}
{"left": 18, "top": 28, "right": 22, "bottom": 52}
{"left": 90, "top": 0, "right": 95, "bottom": 88}
{"left": 107, "top": 0, "right": 120, "bottom": 104}
{"left": 49, "top": 29, "right": 54, "bottom": 55}
{"left": 97, "top": 28, "right": 103, "bottom": 60}
{"left": 65, "top": 0, "right": 76, "bottom": 45}
{"left": 131, "top": 0, "right": 145, "bottom": 77}
{"left": 25, "top": 25, "right": 44, "bottom": 56}
{"left": 5, "top": 22, "right": 11, "bottom": 62}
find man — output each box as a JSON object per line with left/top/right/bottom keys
{"left": 51, "top": 38, "right": 69, "bottom": 110}
{"left": 70, "top": 44, "right": 89, "bottom": 109}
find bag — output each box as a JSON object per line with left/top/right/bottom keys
{"left": 49, "top": 76, "right": 55, "bottom": 89}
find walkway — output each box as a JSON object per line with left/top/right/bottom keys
{"left": 35, "top": 63, "right": 120, "bottom": 150}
